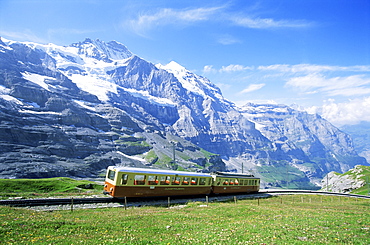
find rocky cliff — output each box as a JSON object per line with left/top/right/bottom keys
{"left": 320, "top": 165, "right": 370, "bottom": 194}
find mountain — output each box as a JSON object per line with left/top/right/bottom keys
{"left": 340, "top": 122, "right": 370, "bottom": 164}
{"left": 0, "top": 37, "right": 368, "bottom": 188}
{"left": 239, "top": 103, "right": 368, "bottom": 187}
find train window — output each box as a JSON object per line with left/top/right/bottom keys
{"left": 223, "top": 179, "right": 229, "bottom": 185}
{"left": 160, "top": 176, "right": 171, "bottom": 185}
{"left": 159, "top": 176, "right": 165, "bottom": 185}
{"left": 199, "top": 178, "right": 206, "bottom": 185}
{"left": 234, "top": 179, "right": 239, "bottom": 185}
{"left": 107, "top": 170, "right": 116, "bottom": 181}
{"left": 121, "top": 174, "right": 128, "bottom": 185}
{"left": 147, "top": 175, "right": 158, "bottom": 185}
{"left": 134, "top": 175, "right": 146, "bottom": 185}
{"left": 182, "top": 177, "right": 190, "bottom": 185}
{"left": 191, "top": 177, "right": 198, "bottom": 185}
{"left": 172, "top": 176, "right": 180, "bottom": 185}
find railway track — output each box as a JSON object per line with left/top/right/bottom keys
{"left": 260, "top": 189, "right": 370, "bottom": 199}
{"left": 0, "top": 193, "right": 269, "bottom": 209}
{"left": 0, "top": 190, "right": 368, "bottom": 208}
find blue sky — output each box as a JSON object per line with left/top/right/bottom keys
{"left": 1, "top": 0, "right": 370, "bottom": 127}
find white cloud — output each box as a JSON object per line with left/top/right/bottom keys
{"left": 125, "top": 4, "right": 312, "bottom": 37}
{"left": 0, "top": 30, "right": 48, "bottom": 44}
{"left": 286, "top": 74, "right": 370, "bottom": 97}
{"left": 258, "top": 64, "right": 370, "bottom": 73}
{"left": 308, "top": 97, "right": 370, "bottom": 127}
{"left": 217, "top": 35, "right": 241, "bottom": 45}
{"left": 239, "top": 83, "right": 265, "bottom": 94}
{"left": 204, "top": 63, "right": 370, "bottom": 74}
{"left": 127, "top": 6, "right": 223, "bottom": 35}
{"left": 215, "top": 82, "right": 231, "bottom": 91}
{"left": 230, "top": 16, "right": 312, "bottom": 29}
{"left": 203, "top": 65, "right": 216, "bottom": 73}
{"left": 47, "top": 28, "right": 97, "bottom": 37}
{"left": 220, "top": 64, "right": 253, "bottom": 72}
{"left": 203, "top": 64, "right": 253, "bottom": 73}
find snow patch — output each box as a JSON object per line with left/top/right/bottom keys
{"left": 157, "top": 61, "right": 207, "bottom": 97}
{"left": 116, "top": 151, "right": 147, "bottom": 163}
{"left": 0, "top": 95, "right": 23, "bottom": 105}
{"left": 125, "top": 88, "right": 176, "bottom": 107}
{"left": 0, "top": 85, "right": 11, "bottom": 95}
{"left": 251, "top": 121, "right": 266, "bottom": 131}
{"left": 19, "top": 109, "right": 62, "bottom": 115}
{"left": 0, "top": 37, "right": 13, "bottom": 51}
{"left": 70, "top": 74, "right": 117, "bottom": 101}
{"left": 73, "top": 100, "right": 97, "bottom": 111}
{"left": 21, "top": 72, "right": 55, "bottom": 91}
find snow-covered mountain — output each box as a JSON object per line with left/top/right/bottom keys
{"left": 0, "top": 37, "right": 367, "bottom": 188}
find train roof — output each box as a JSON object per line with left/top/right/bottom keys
{"left": 213, "top": 171, "right": 259, "bottom": 179}
{"left": 108, "top": 166, "right": 212, "bottom": 177}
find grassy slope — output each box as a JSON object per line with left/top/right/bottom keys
{"left": 350, "top": 165, "right": 370, "bottom": 195}
{"left": 0, "top": 195, "right": 369, "bottom": 244}
{"left": 0, "top": 177, "right": 103, "bottom": 199}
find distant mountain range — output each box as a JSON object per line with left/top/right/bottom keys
{"left": 340, "top": 122, "right": 370, "bottom": 164}
{"left": 0, "top": 37, "right": 368, "bottom": 188}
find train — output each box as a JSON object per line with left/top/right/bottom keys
{"left": 103, "top": 166, "right": 260, "bottom": 198}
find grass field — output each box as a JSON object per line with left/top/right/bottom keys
{"left": 0, "top": 177, "right": 103, "bottom": 199}
{"left": 1, "top": 195, "right": 369, "bottom": 244}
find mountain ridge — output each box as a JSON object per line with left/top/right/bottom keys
{"left": 0, "top": 37, "right": 368, "bottom": 188}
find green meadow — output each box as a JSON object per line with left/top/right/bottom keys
{"left": 0, "top": 177, "right": 102, "bottom": 199}
{"left": 1, "top": 195, "right": 369, "bottom": 244}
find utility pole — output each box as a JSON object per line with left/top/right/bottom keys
{"left": 327, "top": 174, "right": 329, "bottom": 192}
{"left": 242, "top": 162, "right": 244, "bottom": 174}
{"left": 172, "top": 141, "right": 176, "bottom": 164}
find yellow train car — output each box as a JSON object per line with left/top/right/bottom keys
{"left": 104, "top": 166, "right": 213, "bottom": 198}
{"left": 211, "top": 172, "right": 260, "bottom": 194}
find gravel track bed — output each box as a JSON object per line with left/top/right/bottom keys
{"left": 26, "top": 193, "right": 270, "bottom": 211}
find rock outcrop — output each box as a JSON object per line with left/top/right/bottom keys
{"left": 321, "top": 165, "right": 369, "bottom": 193}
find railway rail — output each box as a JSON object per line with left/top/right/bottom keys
{"left": 0, "top": 193, "right": 268, "bottom": 209}
{"left": 0, "top": 190, "right": 368, "bottom": 209}
{"left": 260, "top": 189, "right": 370, "bottom": 199}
